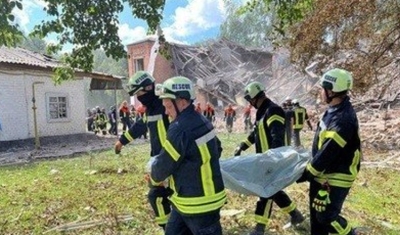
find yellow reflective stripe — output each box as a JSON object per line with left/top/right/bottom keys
{"left": 143, "top": 113, "right": 147, "bottom": 122}
{"left": 350, "top": 150, "right": 361, "bottom": 176}
{"left": 150, "top": 176, "right": 162, "bottom": 186}
{"left": 280, "top": 202, "right": 296, "bottom": 214}
{"left": 170, "top": 191, "right": 226, "bottom": 214}
{"left": 198, "top": 144, "right": 215, "bottom": 196}
{"left": 171, "top": 190, "right": 226, "bottom": 205}
{"left": 157, "top": 119, "right": 167, "bottom": 147}
{"left": 164, "top": 140, "right": 180, "bottom": 161}
{"left": 169, "top": 176, "right": 176, "bottom": 193}
{"left": 255, "top": 215, "right": 269, "bottom": 225}
{"left": 147, "top": 114, "right": 162, "bottom": 122}
{"left": 258, "top": 118, "right": 269, "bottom": 152}
{"left": 307, "top": 163, "right": 323, "bottom": 177}
{"left": 324, "top": 131, "right": 347, "bottom": 147}
{"left": 244, "top": 139, "right": 252, "bottom": 147}
{"left": 266, "top": 114, "right": 285, "bottom": 126}
{"left": 294, "top": 109, "right": 305, "bottom": 129}
{"left": 124, "top": 131, "right": 134, "bottom": 142}
{"left": 314, "top": 178, "right": 354, "bottom": 188}
{"left": 195, "top": 130, "right": 216, "bottom": 145}
{"left": 155, "top": 197, "right": 168, "bottom": 225}
{"left": 324, "top": 173, "right": 357, "bottom": 181}
{"left": 256, "top": 199, "right": 272, "bottom": 225}
{"left": 331, "top": 220, "right": 352, "bottom": 235}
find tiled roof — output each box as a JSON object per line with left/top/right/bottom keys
{"left": 0, "top": 46, "right": 60, "bottom": 68}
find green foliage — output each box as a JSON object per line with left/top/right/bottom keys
{"left": 1, "top": 0, "right": 165, "bottom": 83}
{"left": 17, "top": 35, "right": 47, "bottom": 54}
{"left": 220, "top": 0, "right": 275, "bottom": 48}
{"left": 237, "top": 0, "right": 313, "bottom": 37}
{"left": 0, "top": 0, "right": 24, "bottom": 46}
{"left": 0, "top": 133, "right": 399, "bottom": 234}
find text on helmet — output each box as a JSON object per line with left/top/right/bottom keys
{"left": 172, "top": 83, "right": 191, "bottom": 90}
{"left": 135, "top": 74, "right": 149, "bottom": 84}
{"left": 324, "top": 75, "right": 337, "bottom": 82}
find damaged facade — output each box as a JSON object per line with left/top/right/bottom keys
{"left": 127, "top": 37, "right": 313, "bottom": 109}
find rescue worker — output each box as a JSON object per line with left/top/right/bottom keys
{"left": 195, "top": 102, "right": 202, "bottom": 113}
{"left": 233, "top": 82, "right": 304, "bottom": 235}
{"left": 282, "top": 97, "right": 294, "bottom": 146}
{"left": 151, "top": 76, "right": 226, "bottom": 235}
{"left": 243, "top": 104, "right": 253, "bottom": 132}
{"left": 86, "top": 108, "right": 94, "bottom": 132}
{"left": 292, "top": 99, "right": 313, "bottom": 147}
{"left": 114, "top": 71, "right": 171, "bottom": 230}
{"left": 108, "top": 105, "right": 117, "bottom": 135}
{"left": 136, "top": 104, "right": 148, "bottom": 139}
{"left": 95, "top": 107, "right": 108, "bottom": 135}
{"left": 297, "top": 68, "right": 361, "bottom": 235}
{"left": 224, "top": 103, "right": 236, "bottom": 133}
{"left": 203, "top": 102, "right": 215, "bottom": 123}
{"left": 119, "top": 100, "right": 131, "bottom": 133}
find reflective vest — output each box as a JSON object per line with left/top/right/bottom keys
{"left": 293, "top": 106, "right": 307, "bottom": 130}
{"left": 151, "top": 105, "right": 226, "bottom": 215}
{"left": 307, "top": 96, "right": 361, "bottom": 188}
{"left": 119, "top": 99, "right": 169, "bottom": 156}
{"left": 240, "top": 98, "right": 286, "bottom": 153}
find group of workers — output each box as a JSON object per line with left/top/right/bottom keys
{"left": 113, "top": 68, "right": 361, "bottom": 235}
{"left": 194, "top": 97, "right": 312, "bottom": 143}
{"left": 86, "top": 101, "right": 147, "bottom": 137}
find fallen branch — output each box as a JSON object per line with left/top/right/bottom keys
{"left": 43, "top": 214, "right": 134, "bottom": 234}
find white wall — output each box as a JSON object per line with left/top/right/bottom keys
{"left": 0, "top": 72, "right": 30, "bottom": 141}
{"left": 0, "top": 68, "right": 86, "bottom": 141}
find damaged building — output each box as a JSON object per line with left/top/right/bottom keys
{"left": 126, "top": 37, "right": 314, "bottom": 109}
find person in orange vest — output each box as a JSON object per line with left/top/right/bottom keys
{"left": 136, "top": 104, "right": 147, "bottom": 139}
{"left": 203, "top": 102, "right": 215, "bottom": 123}
{"left": 119, "top": 101, "right": 131, "bottom": 133}
{"left": 243, "top": 104, "right": 253, "bottom": 132}
{"left": 224, "top": 103, "right": 236, "bottom": 133}
{"left": 195, "top": 102, "right": 202, "bottom": 113}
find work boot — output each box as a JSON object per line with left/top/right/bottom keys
{"left": 290, "top": 209, "right": 305, "bottom": 225}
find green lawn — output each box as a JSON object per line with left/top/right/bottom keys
{"left": 1, "top": 132, "right": 399, "bottom": 234}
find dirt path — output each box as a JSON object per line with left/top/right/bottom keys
{"left": 0, "top": 133, "right": 128, "bottom": 166}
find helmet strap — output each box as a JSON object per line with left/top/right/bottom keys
{"left": 172, "top": 99, "right": 181, "bottom": 116}
{"left": 325, "top": 89, "right": 347, "bottom": 104}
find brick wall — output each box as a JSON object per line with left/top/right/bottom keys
{"left": 127, "top": 38, "right": 176, "bottom": 83}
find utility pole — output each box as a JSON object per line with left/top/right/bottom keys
{"left": 32, "top": 82, "right": 44, "bottom": 150}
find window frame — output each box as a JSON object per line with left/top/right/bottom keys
{"left": 45, "top": 93, "right": 70, "bottom": 123}
{"left": 134, "top": 58, "right": 144, "bottom": 71}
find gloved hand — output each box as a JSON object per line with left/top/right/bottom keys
{"left": 114, "top": 141, "right": 123, "bottom": 154}
{"left": 312, "top": 183, "right": 331, "bottom": 212}
{"left": 234, "top": 147, "right": 242, "bottom": 156}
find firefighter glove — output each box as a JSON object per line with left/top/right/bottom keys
{"left": 312, "top": 186, "right": 331, "bottom": 212}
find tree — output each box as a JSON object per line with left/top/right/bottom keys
{"left": 0, "top": 0, "right": 23, "bottom": 46}
{"left": 238, "top": 0, "right": 400, "bottom": 94}
{"left": 17, "top": 36, "right": 47, "bottom": 54}
{"left": 1, "top": 0, "right": 165, "bottom": 82}
{"left": 219, "top": 1, "right": 275, "bottom": 48}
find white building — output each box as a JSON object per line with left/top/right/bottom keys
{"left": 0, "top": 46, "right": 122, "bottom": 142}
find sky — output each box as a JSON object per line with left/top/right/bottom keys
{"left": 12, "top": 0, "right": 246, "bottom": 47}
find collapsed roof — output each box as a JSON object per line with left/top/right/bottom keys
{"left": 167, "top": 38, "right": 315, "bottom": 106}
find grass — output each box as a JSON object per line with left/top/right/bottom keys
{"left": 1, "top": 132, "right": 400, "bottom": 234}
